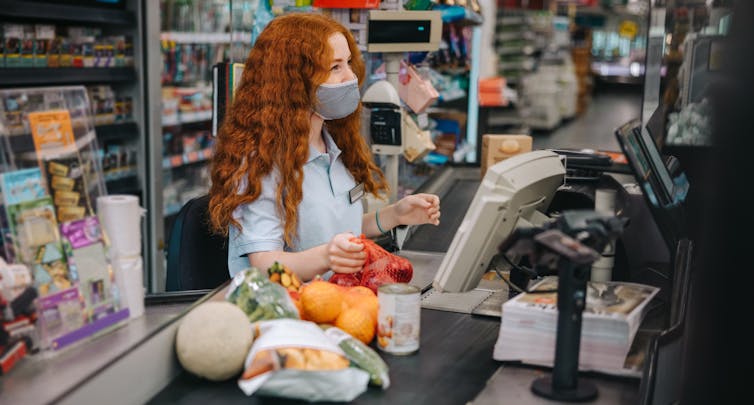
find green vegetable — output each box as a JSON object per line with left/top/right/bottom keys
{"left": 323, "top": 326, "right": 390, "bottom": 389}
{"left": 226, "top": 267, "right": 299, "bottom": 322}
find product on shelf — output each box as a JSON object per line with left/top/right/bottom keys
{"left": 100, "top": 141, "right": 139, "bottom": 182}
{"left": 0, "top": 23, "right": 134, "bottom": 69}
{"left": 3, "top": 24, "right": 23, "bottom": 68}
{"left": 34, "top": 25, "right": 55, "bottom": 68}
{"left": 161, "top": 86, "right": 212, "bottom": 126}
{"left": 87, "top": 85, "right": 134, "bottom": 125}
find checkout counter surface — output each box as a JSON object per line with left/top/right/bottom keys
{"left": 148, "top": 166, "right": 641, "bottom": 404}
{"left": 2, "top": 166, "right": 647, "bottom": 404}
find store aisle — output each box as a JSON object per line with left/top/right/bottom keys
{"left": 531, "top": 83, "right": 644, "bottom": 152}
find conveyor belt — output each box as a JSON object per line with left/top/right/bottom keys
{"left": 402, "top": 166, "right": 480, "bottom": 252}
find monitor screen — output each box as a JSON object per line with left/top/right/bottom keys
{"left": 615, "top": 119, "right": 679, "bottom": 207}
{"left": 368, "top": 20, "right": 432, "bottom": 44}
{"left": 433, "top": 151, "right": 566, "bottom": 293}
{"left": 366, "top": 10, "right": 442, "bottom": 53}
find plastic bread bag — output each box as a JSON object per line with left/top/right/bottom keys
{"left": 226, "top": 267, "right": 300, "bottom": 322}
{"left": 238, "top": 319, "right": 370, "bottom": 402}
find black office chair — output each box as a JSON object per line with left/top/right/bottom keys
{"left": 165, "top": 195, "right": 230, "bottom": 291}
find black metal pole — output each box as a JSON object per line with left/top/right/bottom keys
{"left": 531, "top": 259, "right": 598, "bottom": 401}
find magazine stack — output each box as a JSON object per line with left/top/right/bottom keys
{"left": 493, "top": 277, "right": 659, "bottom": 376}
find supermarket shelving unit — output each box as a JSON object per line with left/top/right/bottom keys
{"left": 0, "top": 0, "right": 148, "bottom": 262}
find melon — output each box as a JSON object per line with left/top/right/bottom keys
{"left": 175, "top": 301, "right": 253, "bottom": 381}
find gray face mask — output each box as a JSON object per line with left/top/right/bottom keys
{"left": 314, "top": 78, "right": 360, "bottom": 120}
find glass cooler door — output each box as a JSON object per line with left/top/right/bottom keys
{"left": 145, "top": 0, "right": 254, "bottom": 292}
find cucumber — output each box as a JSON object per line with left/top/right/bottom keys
{"left": 323, "top": 326, "right": 390, "bottom": 389}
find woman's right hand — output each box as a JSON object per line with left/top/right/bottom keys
{"left": 326, "top": 232, "right": 365, "bottom": 274}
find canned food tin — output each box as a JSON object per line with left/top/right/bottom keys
{"left": 377, "top": 283, "right": 420, "bottom": 355}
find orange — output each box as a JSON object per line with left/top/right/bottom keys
{"left": 335, "top": 307, "right": 376, "bottom": 345}
{"left": 343, "top": 286, "right": 378, "bottom": 324}
{"left": 300, "top": 280, "right": 343, "bottom": 323}
{"left": 347, "top": 286, "right": 375, "bottom": 298}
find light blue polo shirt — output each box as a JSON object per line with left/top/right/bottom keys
{"left": 227, "top": 128, "right": 364, "bottom": 277}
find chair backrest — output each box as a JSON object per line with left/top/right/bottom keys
{"left": 166, "top": 195, "right": 229, "bottom": 291}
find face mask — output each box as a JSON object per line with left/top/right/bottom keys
{"left": 314, "top": 78, "right": 360, "bottom": 120}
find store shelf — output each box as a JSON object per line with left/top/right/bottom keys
{"left": 5, "top": 122, "right": 139, "bottom": 154}
{"left": 104, "top": 167, "right": 138, "bottom": 182}
{"left": 487, "top": 115, "right": 523, "bottom": 127}
{"left": 496, "top": 45, "right": 535, "bottom": 56}
{"left": 160, "top": 31, "right": 252, "bottom": 44}
{"left": 0, "top": 0, "right": 135, "bottom": 26}
{"left": 162, "top": 147, "right": 214, "bottom": 170}
{"left": 96, "top": 122, "right": 139, "bottom": 143}
{"left": 435, "top": 67, "right": 471, "bottom": 76}
{"left": 0, "top": 67, "right": 136, "bottom": 87}
{"left": 434, "top": 5, "right": 483, "bottom": 25}
{"left": 437, "top": 88, "right": 467, "bottom": 103}
{"left": 496, "top": 31, "right": 534, "bottom": 42}
{"left": 106, "top": 173, "right": 140, "bottom": 195}
{"left": 497, "top": 16, "right": 527, "bottom": 26}
{"left": 162, "top": 110, "right": 212, "bottom": 127}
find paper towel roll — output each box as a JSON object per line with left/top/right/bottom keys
{"left": 97, "top": 195, "right": 144, "bottom": 258}
{"left": 595, "top": 188, "right": 617, "bottom": 215}
{"left": 591, "top": 254, "right": 615, "bottom": 282}
{"left": 114, "top": 256, "right": 145, "bottom": 319}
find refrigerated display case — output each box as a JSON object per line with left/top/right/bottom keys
{"left": 144, "top": 0, "right": 255, "bottom": 292}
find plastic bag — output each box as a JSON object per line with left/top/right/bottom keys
{"left": 226, "top": 267, "right": 300, "bottom": 322}
{"left": 238, "top": 319, "right": 369, "bottom": 402}
{"left": 398, "top": 60, "right": 439, "bottom": 114}
{"left": 324, "top": 326, "right": 390, "bottom": 389}
{"left": 329, "top": 235, "right": 413, "bottom": 294}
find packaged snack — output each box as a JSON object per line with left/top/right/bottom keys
{"left": 4, "top": 24, "right": 23, "bottom": 67}
{"left": 47, "top": 36, "right": 61, "bottom": 67}
{"left": 57, "top": 206, "right": 86, "bottom": 223}
{"left": 34, "top": 25, "right": 55, "bottom": 68}
{"left": 226, "top": 267, "right": 300, "bottom": 322}
{"left": 59, "top": 38, "right": 72, "bottom": 67}
{"left": 20, "top": 26, "right": 35, "bottom": 67}
{"left": 53, "top": 190, "right": 80, "bottom": 207}
{"left": 49, "top": 173, "right": 75, "bottom": 192}
{"left": 48, "top": 161, "right": 69, "bottom": 177}
{"left": 238, "top": 319, "right": 369, "bottom": 401}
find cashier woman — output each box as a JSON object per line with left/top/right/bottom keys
{"left": 208, "top": 14, "right": 441, "bottom": 281}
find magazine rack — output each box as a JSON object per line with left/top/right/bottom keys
{"left": 0, "top": 86, "right": 128, "bottom": 351}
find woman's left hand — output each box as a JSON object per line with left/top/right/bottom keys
{"left": 394, "top": 193, "right": 441, "bottom": 226}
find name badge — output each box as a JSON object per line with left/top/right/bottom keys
{"left": 349, "top": 183, "right": 364, "bottom": 204}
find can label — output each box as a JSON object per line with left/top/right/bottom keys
{"left": 377, "top": 283, "right": 420, "bottom": 355}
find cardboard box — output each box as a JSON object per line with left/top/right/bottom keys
{"left": 480, "top": 134, "right": 532, "bottom": 179}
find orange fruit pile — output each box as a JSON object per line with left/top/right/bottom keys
{"left": 299, "top": 282, "right": 379, "bottom": 344}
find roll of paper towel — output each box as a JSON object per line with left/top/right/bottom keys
{"left": 97, "top": 195, "right": 145, "bottom": 258}
{"left": 114, "top": 256, "right": 145, "bottom": 319}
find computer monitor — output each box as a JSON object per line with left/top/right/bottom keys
{"left": 615, "top": 119, "right": 688, "bottom": 209}
{"left": 367, "top": 10, "right": 442, "bottom": 53}
{"left": 615, "top": 119, "right": 688, "bottom": 249}
{"left": 433, "top": 150, "right": 566, "bottom": 293}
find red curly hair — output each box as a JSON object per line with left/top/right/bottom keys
{"left": 209, "top": 13, "right": 388, "bottom": 244}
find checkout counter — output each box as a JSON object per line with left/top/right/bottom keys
{"left": 1, "top": 156, "right": 689, "bottom": 404}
